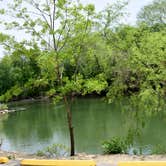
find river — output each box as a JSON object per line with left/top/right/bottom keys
{"left": 0, "top": 98, "right": 166, "bottom": 154}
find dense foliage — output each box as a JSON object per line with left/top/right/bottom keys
{"left": 0, "top": 0, "right": 165, "bottom": 106}
{"left": 137, "top": 0, "right": 166, "bottom": 26}
{"left": 0, "top": 26, "right": 165, "bottom": 102}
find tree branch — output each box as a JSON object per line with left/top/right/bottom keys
{"left": 31, "top": 0, "right": 51, "bottom": 30}
{"left": 57, "top": 5, "right": 68, "bottom": 49}
{"left": 52, "top": 0, "right": 57, "bottom": 51}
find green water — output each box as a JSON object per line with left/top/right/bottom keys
{"left": 0, "top": 98, "right": 166, "bottom": 154}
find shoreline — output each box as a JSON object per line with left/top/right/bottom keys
{"left": 1, "top": 150, "right": 166, "bottom": 165}
{"left": 0, "top": 96, "right": 103, "bottom": 115}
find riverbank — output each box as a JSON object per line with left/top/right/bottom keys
{"left": 1, "top": 150, "right": 166, "bottom": 166}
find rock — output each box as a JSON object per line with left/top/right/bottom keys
{"left": 0, "top": 109, "right": 16, "bottom": 115}
{"left": 0, "top": 111, "right": 6, "bottom": 114}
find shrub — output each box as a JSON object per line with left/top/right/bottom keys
{"left": 36, "top": 144, "right": 69, "bottom": 158}
{"left": 102, "top": 137, "right": 127, "bottom": 154}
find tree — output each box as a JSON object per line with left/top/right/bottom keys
{"left": 0, "top": 55, "right": 14, "bottom": 95}
{"left": 137, "top": 0, "right": 166, "bottom": 26}
{"left": 100, "top": 0, "right": 128, "bottom": 41}
{"left": 105, "top": 23, "right": 166, "bottom": 114}
{"left": 0, "top": 0, "right": 99, "bottom": 156}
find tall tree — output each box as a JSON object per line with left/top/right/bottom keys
{"left": 0, "top": 0, "right": 97, "bottom": 156}
{"left": 137, "top": 0, "right": 166, "bottom": 26}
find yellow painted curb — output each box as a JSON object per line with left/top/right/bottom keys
{"left": 21, "top": 159, "right": 96, "bottom": 166}
{"left": 0, "top": 157, "right": 9, "bottom": 164}
{"left": 118, "top": 161, "right": 166, "bottom": 166}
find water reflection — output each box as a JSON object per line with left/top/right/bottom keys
{"left": 0, "top": 98, "right": 166, "bottom": 154}
{"left": 1, "top": 101, "right": 69, "bottom": 152}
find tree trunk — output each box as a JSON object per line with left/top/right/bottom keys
{"left": 63, "top": 95, "right": 75, "bottom": 156}
{"left": 56, "top": 53, "right": 75, "bottom": 156}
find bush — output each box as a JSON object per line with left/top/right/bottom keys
{"left": 0, "top": 103, "right": 8, "bottom": 110}
{"left": 102, "top": 137, "right": 127, "bottom": 154}
{"left": 36, "top": 144, "right": 69, "bottom": 158}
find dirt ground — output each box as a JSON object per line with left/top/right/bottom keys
{"left": 1, "top": 150, "right": 166, "bottom": 166}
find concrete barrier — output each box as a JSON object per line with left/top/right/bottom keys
{"left": 21, "top": 159, "right": 96, "bottom": 166}
{"left": 0, "top": 157, "right": 9, "bottom": 164}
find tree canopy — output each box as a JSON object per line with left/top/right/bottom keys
{"left": 137, "top": 0, "right": 166, "bottom": 26}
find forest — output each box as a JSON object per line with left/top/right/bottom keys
{"left": 0, "top": 0, "right": 165, "bottom": 106}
